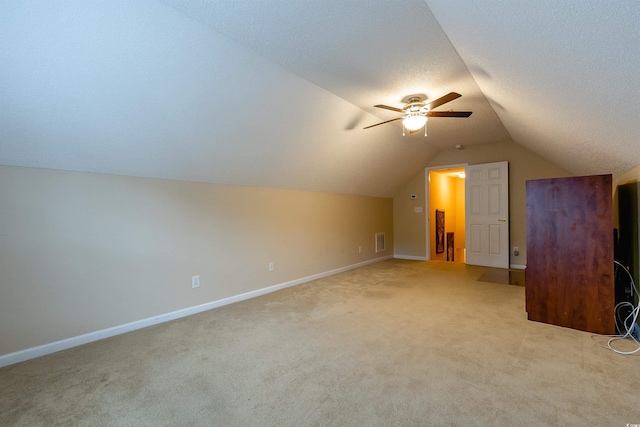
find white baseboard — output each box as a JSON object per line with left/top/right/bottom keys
{"left": 0, "top": 255, "right": 393, "bottom": 368}
{"left": 394, "top": 254, "right": 428, "bottom": 261}
{"left": 510, "top": 264, "right": 526, "bottom": 270}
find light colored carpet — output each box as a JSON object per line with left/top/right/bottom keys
{"left": 1, "top": 259, "right": 639, "bottom": 426}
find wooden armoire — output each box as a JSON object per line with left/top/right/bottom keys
{"left": 525, "top": 174, "right": 615, "bottom": 335}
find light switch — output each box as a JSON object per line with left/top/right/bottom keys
{"left": 414, "top": 207, "right": 423, "bottom": 213}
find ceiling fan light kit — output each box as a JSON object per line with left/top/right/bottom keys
{"left": 403, "top": 114, "right": 428, "bottom": 131}
{"left": 364, "top": 92, "right": 472, "bottom": 136}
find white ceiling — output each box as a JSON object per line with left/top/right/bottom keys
{"left": 1, "top": 1, "right": 638, "bottom": 197}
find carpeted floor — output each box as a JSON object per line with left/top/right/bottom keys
{"left": 476, "top": 268, "right": 525, "bottom": 287}
{"left": 1, "top": 259, "right": 639, "bottom": 426}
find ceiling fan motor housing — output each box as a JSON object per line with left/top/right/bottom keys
{"left": 404, "top": 97, "right": 428, "bottom": 114}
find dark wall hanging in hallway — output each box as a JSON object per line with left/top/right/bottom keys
{"left": 436, "top": 209, "right": 445, "bottom": 253}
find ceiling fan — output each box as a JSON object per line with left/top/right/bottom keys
{"left": 364, "top": 92, "right": 472, "bottom": 136}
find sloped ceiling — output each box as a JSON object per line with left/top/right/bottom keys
{"left": 426, "top": 0, "right": 640, "bottom": 179}
{"left": 1, "top": 1, "right": 638, "bottom": 197}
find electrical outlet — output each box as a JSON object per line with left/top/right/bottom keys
{"left": 191, "top": 275, "right": 200, "bottom": 289}
{"left": 358, "top": 246, "right": 362, "bottom": 254}
{"left": 268, "top": 262, "right": 274, "bottom": 272}
{"left": 513, "top": 246, "right": 519, "bottom": 256}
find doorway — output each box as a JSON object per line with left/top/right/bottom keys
{"left": 425, "top": 165, "right": 467, "bottom": 263}
{"left": 425, "top": 162, "right": 510, "bottom": 268}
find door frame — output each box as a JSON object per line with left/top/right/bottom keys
{"left": 424, "top": 164, "right": 468, "bottom": 261}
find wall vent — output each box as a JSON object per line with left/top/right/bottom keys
{"left": 375, "top": 233, "right": 386, "bottom": 253}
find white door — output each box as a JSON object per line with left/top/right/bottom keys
{"left": 465, "top": 161, "right": 509, "bottom": 268}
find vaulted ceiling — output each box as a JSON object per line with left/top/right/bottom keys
{"left": 1, "top": 1, "right": 639, "bottom": 197}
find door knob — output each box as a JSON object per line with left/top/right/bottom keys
{"left": 498, "top": 218, "right": 507, "bottom": 222}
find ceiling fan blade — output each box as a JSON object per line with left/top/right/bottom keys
{"left": 374, "top": 104, "right": 403, "bottom": 113}
{"left": 426, "top": 92, "right": 461, "bottom": 110}
{"left": 363, "top": 117, "right": 403, "bottom": 129}
{"left": 427, "top": 111, "right": 472, "bottom": 118}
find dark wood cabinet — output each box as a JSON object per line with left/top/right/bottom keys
{"left": 525, "top": 174, "right": 614, "bottom": 335}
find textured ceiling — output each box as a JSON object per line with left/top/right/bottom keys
{"left": 1, "top": 1, "right": 638, "bottom": 197}
{"left": 426, "top": 0, "right": 640, "bottom": 177}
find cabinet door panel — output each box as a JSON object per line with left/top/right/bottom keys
{"left": 525, "top": 174, "right": 614, "bottom": 335}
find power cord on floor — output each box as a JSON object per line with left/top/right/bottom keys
{"left": 594, "top": 261, "right": 640, "bottom": 355}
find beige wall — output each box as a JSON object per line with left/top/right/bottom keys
{"left": 393, "top": 170, "right": 426, "bottom": 258}
{"left": 455, "top": 177, "right": 466, "bottom": 262}
{"left": 429, "top": 172, "right": 446, "bottom": 261}
{"left": 0, "top": 165, "right": 393, "bottom": 356}
{"left": 428, "top": 171, "right": 461, "bottom": 261}
{"left": 393, "top": 140, "right": 572, "bottom": 266}
{"left": 614, "top": 164, "right": 640, "bottom": 187}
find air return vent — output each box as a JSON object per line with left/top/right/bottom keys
{"left": 375, "top": 233, "right": 386, "bottom": 253}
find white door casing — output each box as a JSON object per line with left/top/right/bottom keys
{"left": 465, "top": 161, "right": 509, "bottom": 268}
